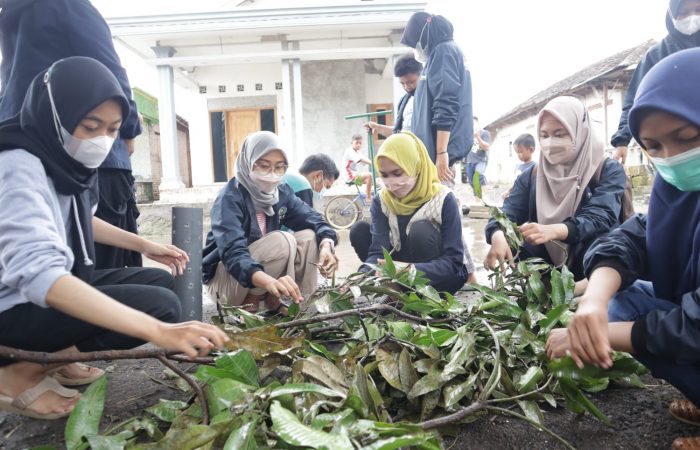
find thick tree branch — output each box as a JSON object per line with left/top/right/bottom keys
{"left": 156, "top": 355, "right": 210, "bottom": 425}
{"left": 0, "top": 345, "right": 214, "bottom": 365}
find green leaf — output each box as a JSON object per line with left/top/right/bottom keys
{"left": 398, "top": 348, "right": 419, "bottom": 396}
{"left": 413, "top": 327, "right": 458, "bottom": 347}
{"left": 268, "top": 383, "right": 345, "bottom": 399}
{"left": 549, "top": 268, "right": 565, "bottom": 307}
{"left": 359, "top": 434, "right": 441, "bottom": 450}
{"left": 443, "top": 374, "right": 478, "bottom": 407}
{"left": 382, "top": 248, "right": 396, "bottom": 277}
{"left": 206, "top": 378, "right": 253, "bottom": 416}
{"left": 223, "top": 417, "right": 258, "bottom": 450}
{"left": 293, "top": 355, "right": 349, "bottom": 395}
{"left": 65, "top": 376, "right": 107, "bottom": 450}
{"left": 443, "top": 330, "right": 475, "bottom": 377}
{"left": 517, "top": 400, "right": 544, "bottom": 425}
{"left": 84, "top": 435, "right": 126, "bottom": 450}
{"left": 349, "top": 363, "right": 379, "bottom": 419}
{"left": 386, "top": 321, "right": 414, "bottom": 341}
{"left": 148, "top": 422, "right": 230, "bottom": 450}
{"left": 515, "top": 366, "right": 544, "bottom": 393}
{"left": 145, "top": 399, "right": 189, "bottom": 422}
{"left": 408, "top": 361, "right": 456, "bottom": 399}
{"left": 558, "top": 377, "right": 610, "bottom": 425}
{"left": 376, "top": 348, "right": 402, "bottom": 390}
{"left": 537, "top": 304, "right": 569, "bottom": 334}
{"left": 561, "top": 265, "right": 575, "bottom": 303}
{"left": 270, "top": 401, "right": 354, "bottom": 450}
{"left": 472, "top": 170, "right": 482, "bottom": 199}
{"left": 215, "top": 350, "right": 260, "bottom": 387}
{"left": 527, "top": 271, "right": 546, "bottom": 304}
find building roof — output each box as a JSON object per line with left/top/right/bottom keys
{"left": 486, "top": 39, "right": 656, "bottom": 132}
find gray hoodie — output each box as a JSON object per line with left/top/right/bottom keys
{"left": 0, "top": 149, "right": 75, "bottom": 313}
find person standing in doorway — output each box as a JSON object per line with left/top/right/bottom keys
{"left": 611, "top": 0, "right": 700, "bottom": 164}
{"left": 342, "top": 134, "right": 374, "bottom": 199}
{"left": 399, "top": 12, "right": 473, "bottom": 187}
{"left": 0, "top": 0, "right": 144, "bottom": 269}
{"left": 365, "top": 54, "right": 423, "bottom": 136}
{"left": 465, "top": 116, "right": 491, "bottom": 194}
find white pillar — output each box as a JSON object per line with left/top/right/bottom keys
{"left": 280, "top": 42, "right": 294, "bottom": 164}
{"left": 152, "top": 46, "right": 184, "bottom": 190}
{"left": 291, "top": 41, "right": 304, "bottom": 165}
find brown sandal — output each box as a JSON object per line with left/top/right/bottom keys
{"left": 673, "top": 437, "right": 700, "bottom": 450}
{"left": 670, "top": 399, "right": 700, "bottom": 426}
{"left": 0, "top": 376, "right": 79, "bottom": 420}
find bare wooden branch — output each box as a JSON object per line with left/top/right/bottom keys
{"left": 0, "top": 345, "right": 214, "bottom": 365}
{"left": 156, "top": 355, "right": 210, "bottom": 425}
{"left": 272, "top": 303, "right": 449, "bottom": 330}
{"left": 419, "top": 401, "right": 486, "bottom": 430}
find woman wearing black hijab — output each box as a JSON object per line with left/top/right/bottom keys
{"left": 0, "top": 57, "right": 228, "bottom": 420}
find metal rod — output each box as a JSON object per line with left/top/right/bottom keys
{"left": 344, "top": 110, "right": 393, "bottom": 194}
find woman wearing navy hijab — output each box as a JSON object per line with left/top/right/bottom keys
{"left": 547, "top": 48, "right": 700, "bottom": 446}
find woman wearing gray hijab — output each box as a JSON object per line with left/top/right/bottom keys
{"left": 202, "top": 131, "right": 338, "bottom": 314}
{"left": 483, "top": 96, "right": 627, "bottom": 281}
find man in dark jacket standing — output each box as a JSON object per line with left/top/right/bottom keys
{"left": 611, "top": 0, "right": 700, "bottom": 164}
{"left": 400, "top": 12, "right": 473, "bottom": 185}
{"left": 0, "top": 0, "right": 143, "bottom": 268}
{"left": 365, "top": 54, "right": 422, "bottom": 136}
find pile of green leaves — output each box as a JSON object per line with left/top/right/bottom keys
{"left": 58, "top": 249, "right": 645, "bottom": 450}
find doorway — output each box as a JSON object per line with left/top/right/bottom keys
{"left": 368, "top": 103, "right": 394, "bottom": 149}
{"left": 210, "top": 107, "right": 277, "bottom": 181}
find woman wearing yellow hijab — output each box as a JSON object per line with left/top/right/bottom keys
{"left": 349, "top": 132, "right": 474, "bottom": 294}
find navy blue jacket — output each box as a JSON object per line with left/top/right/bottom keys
{"left": 0, "top": 0, "right": 140, "bottom": 170}
{"left": 485, "top": 159, "right": 626, "bottom": 278}
{"left": 362, "top": 191, "right": 468, "bottom": 291}
{"left": 409, "top": 18, "right": 473, "bottom": 165}
{"left": 583, "top": 214, "right": 700, "bottom": 364}
{"left": 202, "top": 180, "right": 337, "bottom": 287}
{"left": 611, "top": 8, "right": 700, "bottom": 147}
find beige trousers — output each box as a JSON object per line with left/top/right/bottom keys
{"left": 206, "top": 230, "right": 319, "bottom": 306}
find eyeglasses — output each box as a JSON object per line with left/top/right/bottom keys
{"left": 253, "top": 161, "right": 288, "bottom": 176}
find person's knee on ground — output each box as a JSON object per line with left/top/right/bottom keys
{"left": 350, "top": 220, "right": 371, "bottom": 262}
{"left": 407, "top": 220, "right": 442, "bottom": 263}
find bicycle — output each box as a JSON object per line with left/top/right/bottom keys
{"left": 324, "top": 178, "right": 373, "bottom": 229}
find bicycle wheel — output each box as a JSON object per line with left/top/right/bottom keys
{"left": 324, "top": 197, "right": 361, "bottom": 229}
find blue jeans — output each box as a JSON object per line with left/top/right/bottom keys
{"left": 609, "top": 280, "right": 700, "bottom": 406}
{"left": 465, "top": 162, "right": 486, "bottom": 193}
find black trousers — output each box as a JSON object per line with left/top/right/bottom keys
{"left": 0, "top": 268, "right": 181, "bottom": 366}
{"left": 95, "top": 168, "right": 143, "bottom": 269}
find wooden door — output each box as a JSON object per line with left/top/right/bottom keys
{"left": 368, "top": 103, "right": 394, "bottom": 149}
{"left": 225, "top": 109, "right": 261, "bottom": 178}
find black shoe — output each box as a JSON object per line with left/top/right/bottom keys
{"left": 461, "top": 205, "right": 471, "bottom": 216}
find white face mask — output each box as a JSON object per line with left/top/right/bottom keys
{"left": 251, "top": 171, "right": 283, "bottom": 193}
{"left": 673, "top": 13, "right": 700, "bottom": 35}
{"left": 413, "top": 21, "right": 430, "bottom": 64}
{"left": 46, "top": 75, "right": 114, "bottom": 168}
{"left": 60, "top": 129, "right": 115, "bottom": 169}
{"left": 540, "top": 137, "right": 575, "bottom": 165}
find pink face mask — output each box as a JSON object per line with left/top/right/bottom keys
{"left": 382, "top": 175, "right": 417, "bottom": 198}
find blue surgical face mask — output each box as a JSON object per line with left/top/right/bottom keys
{"left": 650, "top": 145, "right": 700, "bottom": 191}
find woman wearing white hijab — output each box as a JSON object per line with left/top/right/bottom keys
{"left": 202, "top": 131, "right": 338, "bottom": 314}
{"left": 484, "top": 96, "right": 627, "bottom": 280}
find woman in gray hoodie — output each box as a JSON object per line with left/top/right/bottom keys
{"left": 0, "top": 57, "right": 228, "bottom": 420}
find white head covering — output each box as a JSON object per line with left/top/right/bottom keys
{"left": 235, "top": 131, "right": 287, "bottom": 216}
{"left": 535, "top": 96, "right": 605, "bottom": 265}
